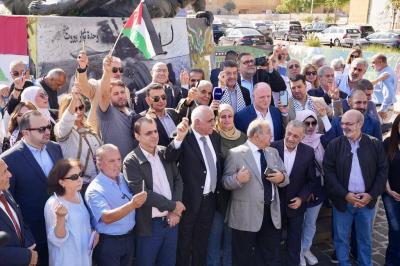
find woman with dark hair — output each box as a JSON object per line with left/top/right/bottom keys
{"left": 382, "top": 114, "right": 400, "bottom": 266}
{"left": 7, "top": 101, "right": 36, "bottom": 147}
{"left": 44, "top": 159, "right": 98, "bottom": 266}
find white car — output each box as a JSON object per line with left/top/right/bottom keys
{"left": 315, "top": 26, "right": 361, "bottom": 47}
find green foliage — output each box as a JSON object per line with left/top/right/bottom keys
{"left": 304, "top": 16, "right": 314, "bottom": 23}
{"left": 325, "top": 16, "right": 335, "bottom": 23}
{"left": 276, "top": 0, "right": 307, "bottom": 13}
{"left": 223, "top": 1, "right": 236, "bottom": 13}
{"left": 390, "top": 0, "right": 400, "bottom": 9}
{"left": 363, "top": 44, "right": 400, "bottom": 53}
{"left": 323, "top": 0, "right": 351, "bottom": 9}
{"left": 304, "top": 35, "right": 321, "bottom": 47}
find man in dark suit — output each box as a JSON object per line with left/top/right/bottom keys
{"left": 1, "top": 110, "right": 63, "bottom": 266}
{"left": 323, "top": 110, "right": 388, "bottom": 266}
{"left": 135, "top": 62, "right": 183, "bottom": 113}
{"left": 0, "top": 159, "right": 38, "bottom": 266}
{"left": 219, "top": 60, "right": 251, "bottom": 113}
{"left": 271, "top": 120, "right": 317, "bottom": 266}
{"left": 134, "top": 83, "right": 182, "bottom": 147}
{"left": 123, "top": 117, "right": 188, "bottom": 266}
{"left": 235, "top": 82, "right": 284, "bottom": 141}
{"left": 165, "top": 105, "right": 223, "bottom": 266}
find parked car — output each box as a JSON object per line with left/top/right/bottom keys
{"left": 315, "top": 26, "right": 361, "bottom": 47}
{"left": 212, "top": 23, "right": 225, "bottom": 44}
{"left": 252, "top": 21, "right": 271, "bottom": 36}
{"left": 272, "top": 24, "right": 303, "bottom": 41}
{"left": 361, "top": 30, "right": 400, "bottom": 48}
{"left": 355, "top": 25, "right": 375, "bottom": 38}
{"left": 218, "top": 27, "right": 267, "bottom": 46}
{"left": 303, "top": 22, "right": 337, "bottom": 35}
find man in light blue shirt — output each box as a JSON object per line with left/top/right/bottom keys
{"left": 85, "top": 144, "right": 147, "bottom": 266}
{"left": 371, "top": 54, "right": 397, "bottom": 122}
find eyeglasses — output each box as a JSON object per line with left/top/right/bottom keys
{"left": 341, "top": 121, "right": 357, "bottom": 127}
{"left": 304, "top": 121, "right": 317, "bottom": 127}
{"left": 350, "top": 54, "right": 360, "bottom": 58}
{"left": 63, "top": 172, "right": 83, "bottom": 181}
{"left": 151, "top": 95, "right": 167, "bottom": 102}
{"left": 305, "top": 71, "right": 317, "bottom": 76}
{"left": 38, "top": 93, "right": 48, "bottom": 99}
{"left": 75, "top": 105, "right": 85, "bottom": 112}
{"left": 288, "top": 64, "right": 300, "bottom": 69}
{"left": 242, "top": 60, "right": 255, "bottom": 65}
{"left": 26, "top": 124, "right": 52, "bottom": 133}
{"left": 112, "top": 67, "right": 124, "bottom": 73}
{"left": 190, "top": 79, "right": 201, "bottom": 83}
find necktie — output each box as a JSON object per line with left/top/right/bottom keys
{"left": 258, "top": 149, "right": 272, "bottom": 204}
{"left": 0, "top": 193, "right": 23, "bottom": 245}
{"left": 200, "top": 136, "right": 217, "bottom": 192}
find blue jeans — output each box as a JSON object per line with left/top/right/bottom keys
{"left": 333, "top": 204, "right": 375, "bottom": 266}
{"left": 382, "top": 192, "right": 400, "bottom": 266}
{"left": 207, "top": 211, "right": 232, "bottom": 266}
{"left": 301, "top": 203, "right": 322, "bottom": 252}
{"left": 136, "top": 218, "right": 178, "bottom": 266}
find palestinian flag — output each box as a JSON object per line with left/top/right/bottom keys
{"left": 121, "top": 1, "right": 164, "bottom": 59}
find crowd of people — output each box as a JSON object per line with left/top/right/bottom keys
{"left": 0, "top": 43, "right": 399, "bottom": 266}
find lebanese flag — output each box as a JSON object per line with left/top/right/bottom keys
{"left": 121, "top": 2, "right": 164, "bottom": 59}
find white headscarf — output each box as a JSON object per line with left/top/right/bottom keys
{"left": 21, "top": 86, "right": 55, "bottom": 124}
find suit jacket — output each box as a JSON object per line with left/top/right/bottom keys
{"left": 323, "top": 134, "right": 388, "bottom": 212}
{"left": 134, "top": 85, "right": 183, "bottom": 113}
{"left": 165, "top": 130, "right": 223, "bottom": 215}
{"left": 0, "top": 191, "right": 35, "bottom": 266}
{"left": 234, "top": 105, "right": 284, "bottom": 141}
{"left": 239, "top": 85, "right": 252, "bottom": 107}
{"left": 137, "top": 108, "right": 182, "bottom": 147}
{"left": 123, "top": 145, "right": 183, "bottom": 236}
{"left": 0, "top": 141, "right": 63, "bottom": 245}
{"left": 271, "top": 141, "right": 317, "bottom": 218}
{"left": 222, "top": 143, "right": 289, "bottom": 232}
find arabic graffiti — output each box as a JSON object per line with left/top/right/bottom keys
{"left": 62, "top": 25, "right": 99, "bottom": 44}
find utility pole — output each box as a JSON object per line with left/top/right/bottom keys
{"left": 310, "top": 0, "right": 314, "bottom": 15}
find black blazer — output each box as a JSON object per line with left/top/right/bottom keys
{"left": 123, "top": 145, "right": 183, "bottom": 236}
{"left": 323, "top": 134, "right": 388, "bottom": 211}
{"left": 0, "top": 191, "right": 36, "bottom": 266}
{"left": 134, "top": 85, "right": 183, "bottom": 113}
{"left": 271, "top": 140, "right": 317, "bottom": 218}
{"left": 238, "top": 85, "right": 252, "bottom": 107}
{"left": 138, "top": 108, "right": 182, "bottom": 147}
{"left": 165, "top": 130, "right": 224, "bottom": 214}
{"left": 0, "top": 141, "right": 63, "bottom": 245}
{"left": 238, "top": 69, "right": 286, "bottom": 93}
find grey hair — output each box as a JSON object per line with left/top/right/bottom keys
{"left": 247, "top": 119, "right": 271, "bottom": 138}
{"left": 191, "top": 105, "right": 213, "bottom": 123}
{"left": 287, "top": 119, "right": 306, "bottom": 132}
{"left": 330, "top": 58, "right": 345, "bottom": 71}
{"left": 351, "top": 58, "right": 368, "bottom": 69}
{"left": 197, "top": 80, "right": 212, "bottom": 90}
{"left": 9, "top": 60, "right": 27, "bottom": 71}
{"left": 317, "top": 65, "right": 334, "bottom": 77}
{"left": 96, "top": 144, "right": 120, "bottom": 162}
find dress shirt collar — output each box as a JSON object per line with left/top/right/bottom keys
{"left": 192, "top": 128, "right": 209, "bottom": 139}
{"left": 23, "top": 139, "right": 47, "bottom": 152}
{"left": 139, "top": 145, "right": 159, "bottom": 159}
{"left": 284, "top": 142, "right": 298, "bottom": 154}
{"left": 255, "top": 106, "right": 269, "bottom": 118}
{"left": 347, "top": 135, "right": 361, "bottom": 151}
{"left": 97, "top": 171, "right": 124, "bottom": 186}
{"left": 240, "top": 74, "right": 252, "bottom": 83}
{"left": 247, "top": 140, "right": 261, "bottom": 153}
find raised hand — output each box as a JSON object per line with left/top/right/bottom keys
{"left": 77, "top": 51, "right": 89, "bottom": 69}
{"left": 54, "top": 203, "right": 68, "bottom": 218}
{"left": 176, "top": 117, "right": 190, "bottom": 141}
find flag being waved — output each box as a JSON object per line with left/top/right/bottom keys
{"left": 120, "top": 1, "right": 164, "bottom": 59}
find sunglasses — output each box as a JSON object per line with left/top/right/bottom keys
{"left": 63, "top": 172, "right": 83, "bottom": 181}
{"left": 304, "top": 121, "right": 317, "bottom": 127}
{"left": 350, "top": 54, "right": 360, "bottom": 58}
{"left": 305, "top": 71, "right": 317, "bottom": 76}
{"left": 75, "top": 105, "right": 85, "bottom": 112}
{"left": 111, "top": 67, "right": 124, "bottom": 73}
{"left": 151, "top": 95, "right": 167, "bottom": 102}
{"left": 26, "top": 124, "right": 52, "bottom": 133}
{"left": 288, "top": 64, "right": 300, "bottom": 69}
{"left": 190, "top": 79, "right": 200, "bottom": 83}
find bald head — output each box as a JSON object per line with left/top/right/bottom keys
{"left": 45, "top": 68, "right": 66, "bottom": 91}
{"left": 96, "top": 144, "right": 120, "bottom": 162}
{"left": 253, "top": 82, "right": 272, "bottom": 113}
{"left": 342, "top": 109, "right": 364, "bottom": 140}
{"left": 287, "top": 59, "right": 301, "bottom": 78}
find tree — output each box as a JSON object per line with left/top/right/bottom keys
{"left": 276, "top": 0, "right": 307, "bottom": 14}
{"left": 223, "top": 1, "right": 236, "bottom": 13}
{"left": 323, "top": 0, "right": 350, "bottom": 23}
{"left": 389, "top": 0, "right": 400, "bottom": 29}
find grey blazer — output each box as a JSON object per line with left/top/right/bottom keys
{"left": 222, "top": 142, "right": 289, "bottom": 232}
{"left": 123, "top": 145, "right": 183, "bottom": 236}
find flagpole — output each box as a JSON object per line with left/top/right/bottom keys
{"left": 109, "top": 29, "right": 124, "bottom": 56}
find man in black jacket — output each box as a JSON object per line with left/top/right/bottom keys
{"left": 323, "top": 109, "right": 388, "bottom": 266}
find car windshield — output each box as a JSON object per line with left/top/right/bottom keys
{"left": 346, "top": 29, "right": 360, "bottom": 34}
{"left": 290, "top": 26, "right": 302, "bottom": 30}
{"left": 237, "top": 28, "right": 262, "bottom": 36}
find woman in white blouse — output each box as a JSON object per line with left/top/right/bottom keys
{"left": 54, "top": 86, "right": 102, "bottom": 192}
{"left": 45, "top": 159, "right": 98, "bottom": 266}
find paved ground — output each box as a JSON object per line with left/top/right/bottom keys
{"left": 312, "top": 200, "right": 388, "bottom": 266}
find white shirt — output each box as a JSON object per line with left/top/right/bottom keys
{"left": 0, "top": 192, "right": 21, "bottom": 231}
{"left": 255, "top": 107, "right": 275, "bottom": 141}
{"left": 283, "top": 142, "right": 298, "bottom": 177}
{"left": 247, "top": 140, "right": 275, "bottom": 201}
{"left": 193, "top": 129, "right": 217, "bottom": 194}
{"left": 140, "top": 146, "right": 172, "bottom": 218}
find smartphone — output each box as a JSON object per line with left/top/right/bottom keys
{"left": 213, "top": 87, "right": 224, "bottom": 101}
{"left": 279, "top": 90, "right": 288, "bottom": 106}
{"left": 264, "top": 167, "right": 276, "bottom": 176}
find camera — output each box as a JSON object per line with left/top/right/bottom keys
{"left": 255, "top": 56, "right": 268, "bottom": 66}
